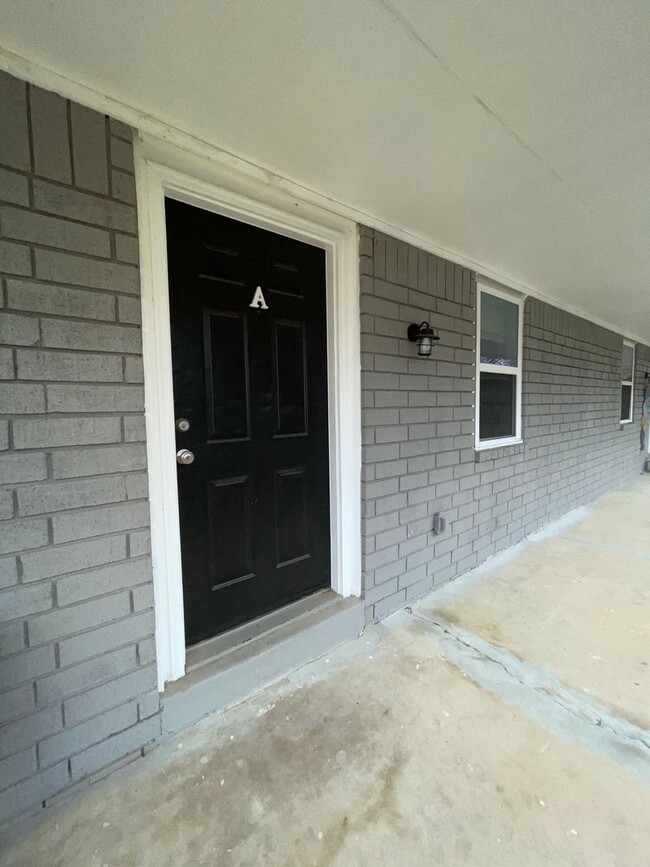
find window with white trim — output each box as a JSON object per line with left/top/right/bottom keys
{"left": 620, "top": 340, "right": 635, "bottom": 424}
{"left": 476, "top": 284, "right": 523, "bottom": 448}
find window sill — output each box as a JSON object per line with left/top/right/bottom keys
{"left": 474, "top": 440, "right": 524, "bottom": 462}
{"left": 619, "top": 420, "right": 633, "bottom": 426}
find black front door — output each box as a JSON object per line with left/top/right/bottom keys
{"left": 165, "top": 199, "right": 331, "bottom": 646}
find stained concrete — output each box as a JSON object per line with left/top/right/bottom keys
{"left": 420, "top": 477, "right": 650, "bottom": 730}
{"left": 1, "top": 476, "right": 649, "bottom": 866}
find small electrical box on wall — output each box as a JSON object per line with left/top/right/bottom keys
{"left": 433, "top": 513, "right": 446, "bottom": 534}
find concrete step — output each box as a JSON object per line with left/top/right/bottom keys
{"left": 161, "top": 594, "right": 365, "bottom": 735}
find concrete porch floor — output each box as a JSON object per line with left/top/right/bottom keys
{"left": 2, "top": 476, "right": 649, "bottom": 866}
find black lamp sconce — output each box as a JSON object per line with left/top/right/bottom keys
{"left": 407, "top": 321, "right": 440, "bottom": 357}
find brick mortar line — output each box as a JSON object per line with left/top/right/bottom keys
{"left": 0, "top": 203, "right": 138, "bottom": 236}
{"left": 0, "top": 587, "right": 154, "bottom": 642}
{"left": 7, "top": 493, "right": 151, "bottom": 517}
{"left": 3, "top": 382, "right": 144, "bottom": 390}
{"left": 0, "top": 235, "right": 140, "bottom": 267}
{"left": 0, "top": 162, "right": 135, "bottom": 202}
{"left": 4, "top": 472, "right": 147, "bottom": 491}
{"left": 0, "top": 344, "right": 143, "bottom": 358}
{"left": 1, "top": 306, "right": 143, "bottom": 323}
{"left": 3, "top": 410, "right": 146, "bottom": 419}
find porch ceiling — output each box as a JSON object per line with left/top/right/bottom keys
{"left": 1, "top": 0, "right": 649, "bottom": 341}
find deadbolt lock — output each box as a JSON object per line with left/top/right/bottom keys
{"left": 176, "top": 417, "right": 190, "bottom": 432}
{"left": 176, "top": 449, "right": 195, "bottom": 466}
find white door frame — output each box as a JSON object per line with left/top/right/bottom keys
{"left": 134, "top": 137, "right": 362, "bottom": 691}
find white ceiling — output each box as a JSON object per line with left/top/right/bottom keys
{"left": 1, "top": 0, "right": 649, "bottom": 340}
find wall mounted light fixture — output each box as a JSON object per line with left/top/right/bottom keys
{"left": 407, "top": 321, "right": 439, "bottom": 357}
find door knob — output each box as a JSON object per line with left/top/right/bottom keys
{"left": 176, "top": 449, "right": 195, "bottom": 466}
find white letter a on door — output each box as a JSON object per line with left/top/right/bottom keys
{"left": 249, "top": 286, "right": 269, "bottom": 310}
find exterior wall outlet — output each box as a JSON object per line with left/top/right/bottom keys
{"left": 433, "top": 513, "right": 446, "bottom": 534}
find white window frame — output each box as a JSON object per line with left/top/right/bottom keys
{"left": 475, "top": 282, "right": 524, "bottom": 450}
{"left": 620, "top": 340, "right": 635, "bottom": 424}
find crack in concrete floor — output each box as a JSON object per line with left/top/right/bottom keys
{"left": 404, "top": 608, "right": 650, "bottom": 786}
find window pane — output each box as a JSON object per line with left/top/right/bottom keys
{"left": 622, "top": 344, "right": 634, "bottom": 382}
{"left": 479, "top": 372, "right": 516, "bottom": 440}
{"left": 480, "top": 293, "right": 519, "bottom": 366}
{"left": 621, "top": 384, "right": 632, "bottom": 421}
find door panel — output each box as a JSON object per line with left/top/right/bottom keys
{"left": 274, "top": 467, "right": 310, "bottom": 566}
{"left": 203, "top": 310, "right": 251, "bottom": 442}
{"left": 274, "top": 319, "right": 307, "bottom": 436}
{"left": 207, "top": 475, "right": 254, "bottom": 588}
{"left": 165, "top": 198, "right": 331, "bottom": 646}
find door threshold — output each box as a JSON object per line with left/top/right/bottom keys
{"left": 161, "top": 592, "right": 364, "bottom": 736}
{"left": 185, "top": 589, "right": 338, "bottom": 674}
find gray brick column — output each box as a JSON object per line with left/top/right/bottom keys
{"left": 0, "top": 71, "right": 159, "bottom": 825}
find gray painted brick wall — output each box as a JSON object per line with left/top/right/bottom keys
{"left": 0, "top": 71, "right": 159, "bottom": 825}
{"left": 360, "top": 226, "right": 649, "bottom": 624}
